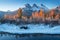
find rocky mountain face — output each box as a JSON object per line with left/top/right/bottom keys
{"left": 22, "top": 4, "right": 49, "bottom": 16}
{"left": 55, "top": 6, "right": 60, "bottom": 13}
{"left": 0, "top": 3, "right": 58, "bottom": 18}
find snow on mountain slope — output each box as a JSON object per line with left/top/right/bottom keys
{"left": 55, "top": 6, "right": 60, "bottom": 13}
{"left": 0, "top": 4, "right": 49, "bottom": 17}
{"left": 23, "top": 4, "right": 49, "bottom": 12}
{"left": 22, "top": 4, "right": 49, "bottom": 16}
{"left": 40, "top": 4, "right": 49, "bottom": 12}
{"left": 23, "top": 4, "right": 32, "bottom": 10}
{"left": 0, "top": 24, "right": 60, "bottom": 34}
{"left": 32, "top": 4, "right": 40, "bottom": 11}
{"left": 0, "top": 10, "right": 17, "bottom": 19}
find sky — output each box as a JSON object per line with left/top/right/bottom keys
{"left": 0, "top": 0, "right": 60, "bottom": 11}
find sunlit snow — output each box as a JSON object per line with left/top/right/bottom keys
{"left": 0, "top": 24, "right": 60, "bottom": 34}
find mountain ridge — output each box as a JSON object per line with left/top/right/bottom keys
{"left": 0, "top": 3, "right": 59, "bottom": 18}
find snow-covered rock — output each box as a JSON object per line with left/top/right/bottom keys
{"left": 40, "top": 4, "right": 49, "bottom": 12}
{"left": 32, "top": 4, "right": 40, "bottom": 11}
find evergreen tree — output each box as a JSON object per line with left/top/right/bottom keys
{"left": 17, "top": 8, "right": 22, "bottom": 19}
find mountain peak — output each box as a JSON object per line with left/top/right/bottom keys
{"left": 41, "top": 4, "right": 46, "bottom": 7}
{"left": 56, "top": 6, "right": 60, "bottom": 9}
{"left": 25, "top": 3, "right": 31, "bottom": 8}
{"left": 55, "top": 6, "right": 60, "bottom": 13}
{"left": 33, "top": 4, "right": 38, "bottom": 8}
{"left": 40, "top": 4, "right": 49, "bottom": 12}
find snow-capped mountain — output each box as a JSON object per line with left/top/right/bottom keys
{"left": 22, "top": 3, "right": 49, "bottom": 16}
{"left": 40, "top": 4, "right": 49, "bottom": 12}
{"left": 32, "top": 4, "right": 40, "bottom": 11}
{"left": 0, "top": 3, "right": 49, "bottom": 17}
{"left": 0, "top": 10, "right": 17, "bottom": 19}
{"left": 56, "top": 6, "right": 60, "bottom": 11}
{"left": 23, "top": 3, "right": 49, "bottom": 12}
{"left": 55, "top": 6, "right": 60, "bottom": 13}
{"left": 23, "top": 4, "right": 32, "bottom": 10}
{"left": 22, "top": 3, "right": 49, "bottom": 12}
{"left": 22, "top": 4, "right": 33, "bottom": 16}
{"left": 0, "top": 11, "right": 6, "bottom": 19}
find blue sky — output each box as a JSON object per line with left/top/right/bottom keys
{"left": 0, "top": 0, "right": 60, "bottom": 11}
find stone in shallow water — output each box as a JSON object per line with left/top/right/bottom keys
{"left": 20, "top": 26, "right": 29, "bottom": 30}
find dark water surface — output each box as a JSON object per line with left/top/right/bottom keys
{"left": 0, "top": 35, "right": 60, "bottom": 40}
